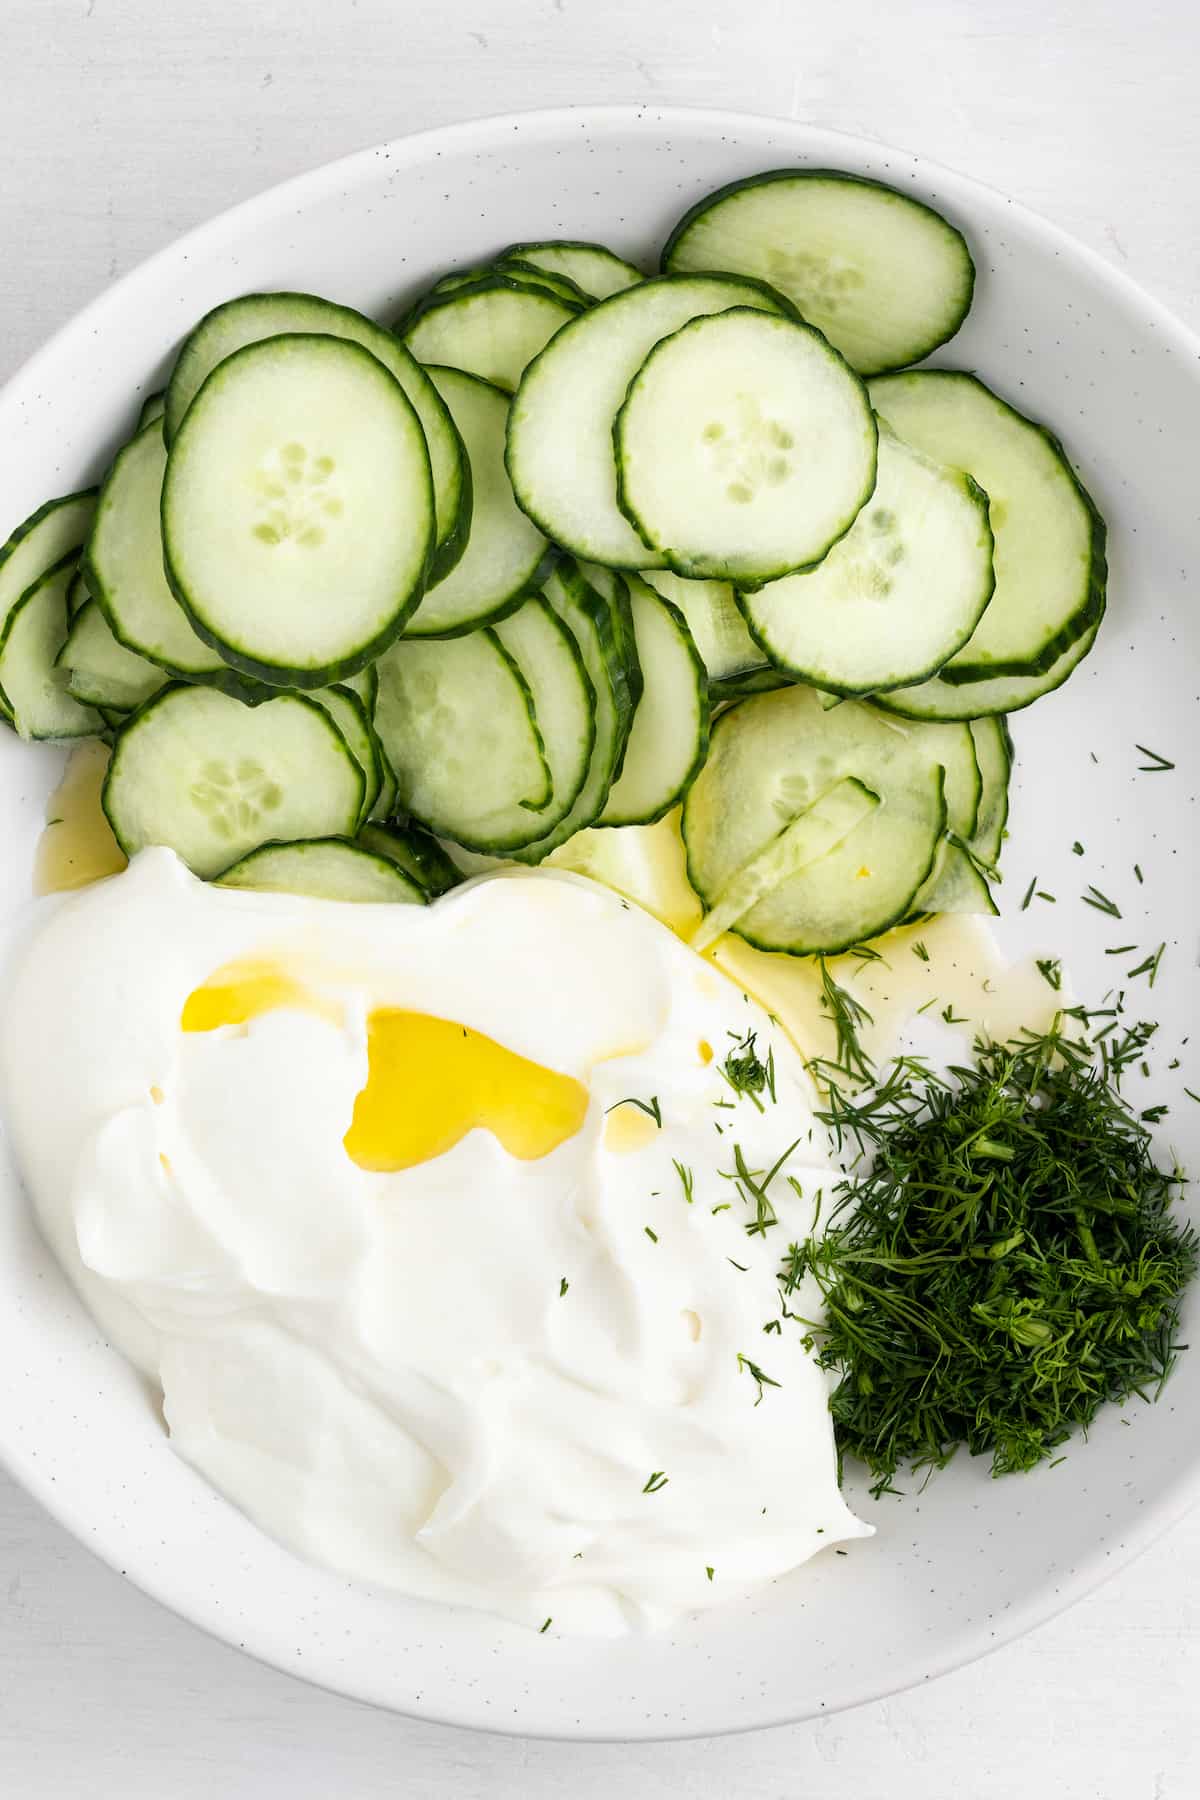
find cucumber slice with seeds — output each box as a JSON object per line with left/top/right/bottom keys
{"left": 615, "top": 307, "right": 876, "bottom": 584}
{"left": 493, "top": 593, "right": 597, "bottom": 827}
{"left": 163, "top": 334, "right": 434, "bottom": 687}
{"left": 83, "top": 423, "right": 230, "bottom": 677}
{"left": 164, "top": 291, "right": 469, "bottom": 584}
{"left": 0, "top": 557, "right": 103, "bottom": 740}
{"left": 503, "top": 240, "right": 643, "bottom": 301}
{"left": 403, "top": 367, "right": 553, "bottom": 637}
{"left": 506, "top": 273, "right": 793, "bottom": 569}
{"left": 968, "top": 716, "right": 1013, "bottom": 867}
{"left": 103, "top": 684, "right": 365, "bottom": 877}
{"left": 507, "top": 564, "right": 639, "bottom": 862}
{"left": 596, "top": 576, "right": 709, "bottom": 827}
{"left": 870, "top": 372, "right": 1107, "bottom": 680}
{"left": 683, "top": 685, "right": 946, "bottom": 954}
{"left": 662, "top": 169, "right": 974, "bottom": 376}
{"left": 738, "top": 429, "right": 994, "bottom": 692}
{"left": 874, "top": 617, "right": 1102, "bottom": 721}
{"left": 356, "top": 822, "right": 461, "bottom": 896}
{"left": 639, "top": 570, "right": 771, "bottom": 688}
{"left": 308, "top": 684, "right": 382, "bottom": 828}
{"left": 216, "top": 839, "right": 426, "bottom": 904}
{"left": 402, "top": 279, "right": 580, "bottom": 393}
{"left": 374, "top": 628, "right": 553, "bottom": 852}
{"left": 58, "top": 599, "right": 167, "bottom": 712}
{"left": 880, "top": 714, "right": 980, "bottom": 838}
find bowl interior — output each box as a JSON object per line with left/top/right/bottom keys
{"left": 1, "top": 107, "right": 1198, "bottom": 1740}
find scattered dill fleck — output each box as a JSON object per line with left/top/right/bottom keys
{"left": 644, "top": 1226, "right": 658, "bottom": 1244}
{"left": 1105, "top": 944, "right": 1138, "bottom": 955}
{"left": 607, "top": 1094, "right": 661, "bottom": 1126}
{"left": 1035, "top": 958, "right": 1062, "bottom": 992}
{"left": 763, "top": 1318, "right": 782, "bottom": 1335}
{"left": 781, "top": 1024, "right": 1197, "bottom": 1497}
{"left": 1082, "top": 885, "right": 1122, "bottom": 919}
{"left": 732, "top": 1138, "right": 800, "bottom": 1238}
{"left": 706, "top": 1566, "right": 714, "bottom": 1582}
{"left": 737, "top": 1352, "right": 782, "bottom": 1405}
{"left": 643, "top": 1471, "right": 669, "bottom": 1494}
{"left": 720, "top": 1031, "right": 770, "bottom": 1111}
{"left": 915, "top": 996, "right": 938, "bottom": 1016}
{"left": 727, "top": 1258, "right": 749, "bottom": 1272}
{"left": 1185, "top": 1088, "right": 1200, "bottom": 1104}
{"left": 1072, "top": 841, "right": 1085, "bottom": 856}
{"left": 1136, "top": 744, "right": 1175, "bottom": 772}
{"left": 559, "top": 1277, "right": 569, "bottom": 1297}
{"left": 941, "top": 1004, "right": 968, "bottom": 1025}
{"left": 1036, "top": 890, "right": 1057, "bottom": 904}
{"left": 1134, "top": 864, "right": 1144, "bottom": 884}
{"left": 1021, "top": 877, "right": 1037, "bottom": 911}
{"left": 712, "top": 1202, "right": 731, "bottom": 1215}
{"left": 1141, "top": 1104, "right": 1169, "bottom": 1123}
{"left": 673, "top": 1159, "right": 694, "bottom": 1204}
{"left": 1127, "top": 944, "right": 1165, "bottom": 988}
{"left": 913, "top": 941, "right": 930, "bottom": 963}
{"left": 540, "top": 1618, "right": 552, "bottom": 1634}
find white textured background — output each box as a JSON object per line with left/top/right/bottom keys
{"left": 2, "top": 1, "right": 1199, "bottom": 1793}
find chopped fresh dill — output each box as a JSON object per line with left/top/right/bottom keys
{"left": 727, "top": 1258, "right": 749, "bottom": 1272}
{"left": 941, "top": 1004, "right": 968, "bottom": 1025}
{"left": 1136, "top": 744, "right": 1175, "bottom": 772}
{"left": 1127, "top": 944, "right": 1165, "bottom": 987}
{"left": 606, "top": 1094, "right": 661, "bottom": 1126}
{"left": 1072, "top": 841, "right": 1085, "bottom": 856}
{"left": 642, "top": 1471, "right": 669, "bottom": 1494}
{"left": 673, "top": 1159, "right": 694, "bottom": 1204}
{"left": 1036, "top": 890, "right": 1057, "bottom": 904}
{"left": 643, "top": 1226, "right": 658, "bottom": 1244}
{"left": 559, "top": 1277, "right": 569, "bottom": 1297}
{"left": 1082, "top": 885, "right": 1122, "bottom": 919}
{"left": 1185, "top": 1089, "right": 1200, "bottom": 1105}
{"left": 1105, "top": 944, "right": 1138, "bottom": 955}
{"left": 762, "top": 1318, "right": 782, "bottom": 1335}
{"left": 1021, "top": 877, "right": 1037, "bottom": 911}
{"left": 1134, "top": 864, "right": 1144, "bottom": 884}
{"left": 915, "top": 996, "right": 938, "bottom": 1016}
{"left": 720, "top": 1030, "right": 771, "bottom": 1111}
{"left": 812, "top": 959, "right": 875, "bottom": 1088}
{"left": 705, "top": 1566, "right": 714, "bottom": 1582}
{"left": 1036, "top": 958, "right": 1062, "bottom": 992}
{"left": 782, "top": 1024, "right": 1196, "bottom": 1497}
{"left": 540, "top": 1617, "right": 552, "bottom": 1634}
{"left": 736, "top": 1352, "right": 782, "bottom": 1405}
{"left": 1141, "top": 1104, "right": 1169, "bottom": 1123}
{"left": 912, "top": 941, "right": 930, "bottom": 963}
{"left": 711, "top": 1202, "right": 731, "bottom": 1215}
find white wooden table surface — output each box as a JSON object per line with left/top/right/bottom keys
{"left": 3, "top": 2, "right": 1199, "bottom": 1793}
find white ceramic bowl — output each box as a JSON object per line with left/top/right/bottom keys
{"left": 1, "top": 107, "right": 1198, "bottom": 1741}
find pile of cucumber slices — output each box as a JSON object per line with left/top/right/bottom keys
{"left": 0, "top": 169, "right": 1107, "bottom": 953}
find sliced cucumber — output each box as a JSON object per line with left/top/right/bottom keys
{"left": 597, "top": 577, "right": 709, "bottom": 826}
{"left": 308, "top": 684, "right": 382, "bottom": 828}
{"left": 911, "top": 839, "right": 998, "bottom": 917}
{"left": 340, "top": 662, "right": 378, "bottom": 715}
{"left": 0, "top": 557, "right": 103, "bottom": 740}
{"left": 507, "top": 564, "right": 639, "bottom": 862}
{"left": 873, "top": 617, "right": 1102, "bottom": 721}
{"left": 0, "top": 490, "right": 97, "bottom": 682}
{"left": 738, "top": 429, "right": 994, "bottom": 692}
{"left": 103, "top": 684, "right": 365, "bottom": 877}
{"left": 67, "top": 569, "right": 90, "bottom": 619}
{"left": 880, "top": 714, "right": 980, "bottom": 838}
{"left": 506, "top": 273, "right": 792, "bottom": 569}
{"left": 662, "top": 169, "right": 974, "bottom": 376}
{"left": 968, "top": 716, "right": 1012, "bottom": 867}
{"left": 374, "top": 628, "right": 554, "bottom": 852}
{"left": 503, "top": 241, "right": 643, "bottom": 300}
{"left": 710, "top": 666, "right": 792, "bottom": 702}
{"left": 402, "top": 279, "right": 580, "bottom": 393}
{"left": 356, "top": 822, "right": 462, "bottom": 896}
{"left": 164, "top": 291, "right": 469, "bottom": 584}
{"left": 683, "top": 686, "right": 946, "bottom": 954}
{"left": 216, "top": 838, "right": 426, "bottom": 904}
{"left": 403, "top": 367, "right": 552, "bottom": 637}
{"left": 138, "top": 390, "right": 166, "bottom": 430}
{"left": 639, "top": 570, "right": 770, "bottom": 687}
{"left": 576, "top": 564, "right": 644, "bottom": 735}
{"left": 83, "top": 423, "right": 230, "bottom": 677}
{"left": 58, "top": 599, "right": 167, "bottom": 711}
{"left": 870, "top": 371, "right": 1106, "bottom": 680}
{"left": 616, "top": 308, "right": 876, "bottom": 583}
{"left": 163, "top": 334, "right": 434, "bottom": 686}
{"left": 691, "top": 775, "right": 880, "bottom": 952}
{"left": 493, "top": 594, "right": 596, "bottom": 826}
{"left": 370, "top": 743, "right": 397, "bottom": 823}
{"left": 493, "top": 259, "right": 594, "bottom": 309}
